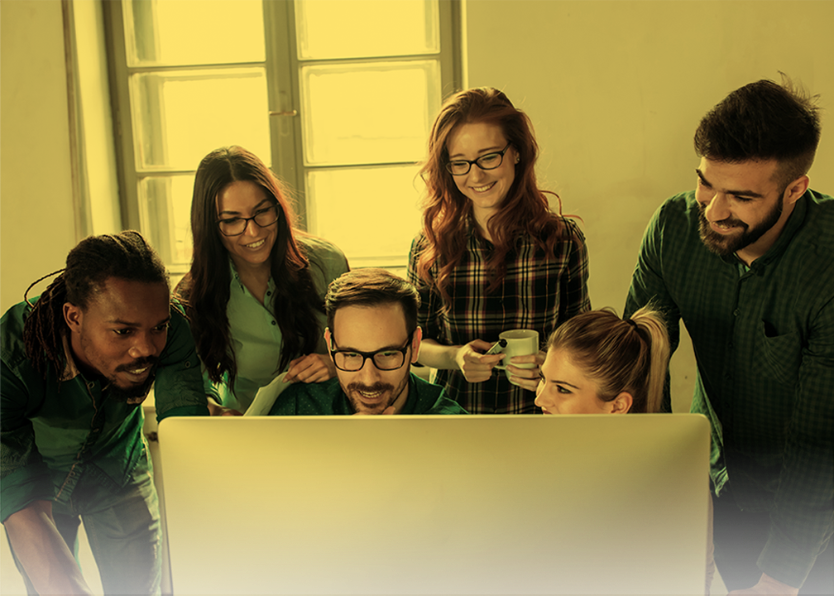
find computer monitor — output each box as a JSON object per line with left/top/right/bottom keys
{"left": 158, "top": 414, "right": 710, "bottom": 595}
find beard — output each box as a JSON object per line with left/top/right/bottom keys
{"left": 107, "top": 357, "right": 159, "bottom": 405}
{"left": 345, "top": 376, "right": 409, "bottom": 415}
{"left": 697, "top": 199, "right": 783, "bottom": 257}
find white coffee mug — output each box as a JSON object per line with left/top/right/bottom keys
{"left": 495, "top": 329, "right": 539, "bottom": 384}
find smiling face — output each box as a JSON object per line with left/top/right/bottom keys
{"left": 446, "top": 121, "right": 517, "bottom": 232}
{"left": 216, "top": 180, "right": 278, "bottom": 272}
{"left": 695, "top": 158, "right": 796, "bottom": 263}
{"left": 65, "top": 278, "right": 170, "bottom": 403}
{"left": 326, "top": 303, "right": 421, "bottom": 415}
{"left": 535, "top": 347, "right": 630, "bottom": 415}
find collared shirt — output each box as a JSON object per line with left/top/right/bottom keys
{"left": 209, "top": 235, "right": 349, "bottom": 412}
{"left": 625, "top": 189, "right": 834, "bottom": 587}
{"left": 407, "top": 218, "right": 591, "bottom": 414}
{"left": 1, "top": 300, "right": 208, "bottom": 522}
{"left": 268, "top": 372, "right": 468, "bottom": 415}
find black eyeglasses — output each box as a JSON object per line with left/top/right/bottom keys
{"left": 445, "top": 143, "right": 513, "bottom": 176}
{"left": 329, "top": 333, "right": 413, "bottom": 372}
{"left": 217, "top": 204, "right": 280, "bottom": 237}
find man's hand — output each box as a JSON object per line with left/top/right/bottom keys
{"left": 728, "top": 573, "right": 799, "bottom": 596}
{"left": 454, "top": 340, "right": 505, "bottom": 383}
{"left": 505, "top": 351, "right": 546, "bottom": 391}
{"left": 285, "top": 353, "right": 336, "bottom": 384}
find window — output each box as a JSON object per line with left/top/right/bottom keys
{"left": 105, "top": 0, "right": 462, "bottom": 272}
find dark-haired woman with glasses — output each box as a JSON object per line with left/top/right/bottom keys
{"left": 407, "top": 87, "right": 590, "bottom": 415}
{"left": 176, "top": 146, "right": 348, "bottom": 415}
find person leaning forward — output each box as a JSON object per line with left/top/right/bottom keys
{"left": 270, "top": 268, "right": 466, "bottom": 416}
{"left": 625, "top": 77, "right": 833, "bottom": 595}
{"left": 1, "top": 231, "right": 209, "bottom": 596}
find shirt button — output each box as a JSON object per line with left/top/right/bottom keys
{"left": 87, "top": 382, "right": 95, "bottom": 389}
{"left": 185, "top": 360, "right": 191, "bottom": 368}
{"left": 267, "top": 291, "right": 272, "bottom": 297}
{"left": 271, "top": 321, "right": 277, "bottom": 326}
{"left": 733, "top": 309, "right": 740, "bottom": 317}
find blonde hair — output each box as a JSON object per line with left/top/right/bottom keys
{"left": 545, "top": 307, "right": 670, "bottom": 413}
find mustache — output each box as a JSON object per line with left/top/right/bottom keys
{"left": 347, "top": 382, "right": 394, "bottom": 394}
{"left": 115, "top": 357, "right": 159, "bottom": 373}
{"left": 697, "top": 202, "right": 746, "bottom": 229}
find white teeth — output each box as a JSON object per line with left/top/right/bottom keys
{"left": 129, "top": 367, "right": 149, "bottom": 375}
{"left": 472, "top": 182, "right": 495, "bottom": 192}
{"left": 360, "top": 390, "right": 382, "bottom": 399}
{"left": 245, "top": 239, "right": 265, "bottom": 248}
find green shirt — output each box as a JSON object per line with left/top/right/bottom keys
{"left": 208, "top": 236, "right": 349, "bottom": 412}
{"left": 269, "top": 372, "right": 468, "bottom": 415}
{"left": 1, "top": 300, "right": 208, "bottom": 522}
{"left": 625, "top": 189, "right": 834, "bottom": 587}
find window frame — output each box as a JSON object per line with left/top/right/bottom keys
{"left": 103, "top": 0, "right": 463, "bottom": 272}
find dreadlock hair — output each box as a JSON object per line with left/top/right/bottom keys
{"left": 414, "top": 87, "right": 570, "bottom": 303}
{"left": 544, "top": 306, "right": 670, "bottom": 414}
{"left": 23, "top": 230, "right": 169, "bottom": 379}
{"left": 175, "top": 146, "right": 324, "bottom": 389}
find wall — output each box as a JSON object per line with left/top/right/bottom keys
{"left": 465, "top": 0, "right": 834, "bottom": 412}
{"left": 1, "top": 0, "right": 78, "bottom": 313}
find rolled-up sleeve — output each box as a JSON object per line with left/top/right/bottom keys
{"left": 153, "top": 307, "right": 209, "bottom": 421}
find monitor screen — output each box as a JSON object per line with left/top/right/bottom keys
{"left": 158, "top": 414, "right": 710, "bottom": 595}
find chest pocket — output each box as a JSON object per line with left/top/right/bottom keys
{"left": 755, "top": 320, "right": 803, "bottom": 387}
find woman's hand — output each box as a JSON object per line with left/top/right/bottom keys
{"left": 286, "top": 353, "right": 337, "bottom": 383}
{"left": 505, "top": 350, "right": 546, "bottom": 392}
{"left": 206, "top": 396, "right": 243, "bottom": 416}
{"left": 455, "top": 340, "right": 505, "bottom": 383}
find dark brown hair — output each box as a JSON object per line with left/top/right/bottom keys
{"left": 176, "top": 146, "right": 323, "bottom": 387}
{"left": 325, "top": 269, "right": 419, "bottom": 338}
{"left": 694, "top": 75, "right": 821, "bottom": 191}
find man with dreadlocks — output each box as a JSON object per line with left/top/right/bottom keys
{"left": 1, "top": 231, "right": 208, "bottom": 595}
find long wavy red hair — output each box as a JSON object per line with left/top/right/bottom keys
{"left": 414, "top": 87, "right": 567, "bottom": 302}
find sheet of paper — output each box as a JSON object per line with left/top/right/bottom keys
{"left": 244, "top": 372, "right": 291, "bottom": 416}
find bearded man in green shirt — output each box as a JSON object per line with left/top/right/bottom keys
{"left": 270, "top": 268, "right": 466, "bottom": 416}
{"left": 1, "top": 231, "right": 209, "bottom": 595}
{"left": 626, "top": 78, "right": 833, "bottom": 595}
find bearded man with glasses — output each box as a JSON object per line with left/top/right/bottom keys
{"left": 269, "top": 269, "right": 466, "bottom": 416}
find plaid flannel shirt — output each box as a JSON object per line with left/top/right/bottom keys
{"left": 624, "top": 189, "right": 834, "bottom": 587}
{"left": 407, "top": 217, "right": 590, "bottom": 414}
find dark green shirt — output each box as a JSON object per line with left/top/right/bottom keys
{"left": 1, "top": 300, "right": 208, "bottom": 522}
{"left": 625, "top": 190, "right": 834, "bottom": 587}
{"left": 269, "top": 372, "right": 468, "bottom": 415}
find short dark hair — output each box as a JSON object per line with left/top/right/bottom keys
{"left": 694, "top": 76, "right": 821, "bottom": 190}
{"left": 325, "top": 269, "right": 420, "bottom": 337}
{"left": 23, "top": 231, "right": 169, "bottom": 377}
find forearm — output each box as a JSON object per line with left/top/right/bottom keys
{"left": 4, "top": 500, "right": 93, "bottom": 595}
{"left": 416, "top": 339, "right": 462, "bottom": 371}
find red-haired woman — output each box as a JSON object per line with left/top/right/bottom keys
{"left": 177, "top": 146, "right": 349, "bottom": 415}
{"left": 407, "top": 88, "right": 590, "bottom": 414}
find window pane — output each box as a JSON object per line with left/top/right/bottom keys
{"left": 296, "top": 0, "right": 438, "bottom": 60}
{"left": 301, "top": 61, "right": 439, "bottom": 166}
{"left": 138, "top": 175, "right": 196, "bottom": 268}
{"left": 130, "top": 68, "right": 271, "bottom": 171}
{"left": 123, "top": 0, "right": 265, "bottom": 66}
{"left": 307, "top": 166, "right": 423, "bottom": 266}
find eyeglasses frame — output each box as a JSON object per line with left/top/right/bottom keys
{"left": 328, "top": 331, "right": 415, "bottom": 372}
{"left": 216, "top": 203, "right": 281, "bottom": 237}
{"left": 445, "top": 142, "right": 513, "bottom": 176}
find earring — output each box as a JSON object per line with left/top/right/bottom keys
{"left": 515, "top": 155, "right": 520, "bottom": 164}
